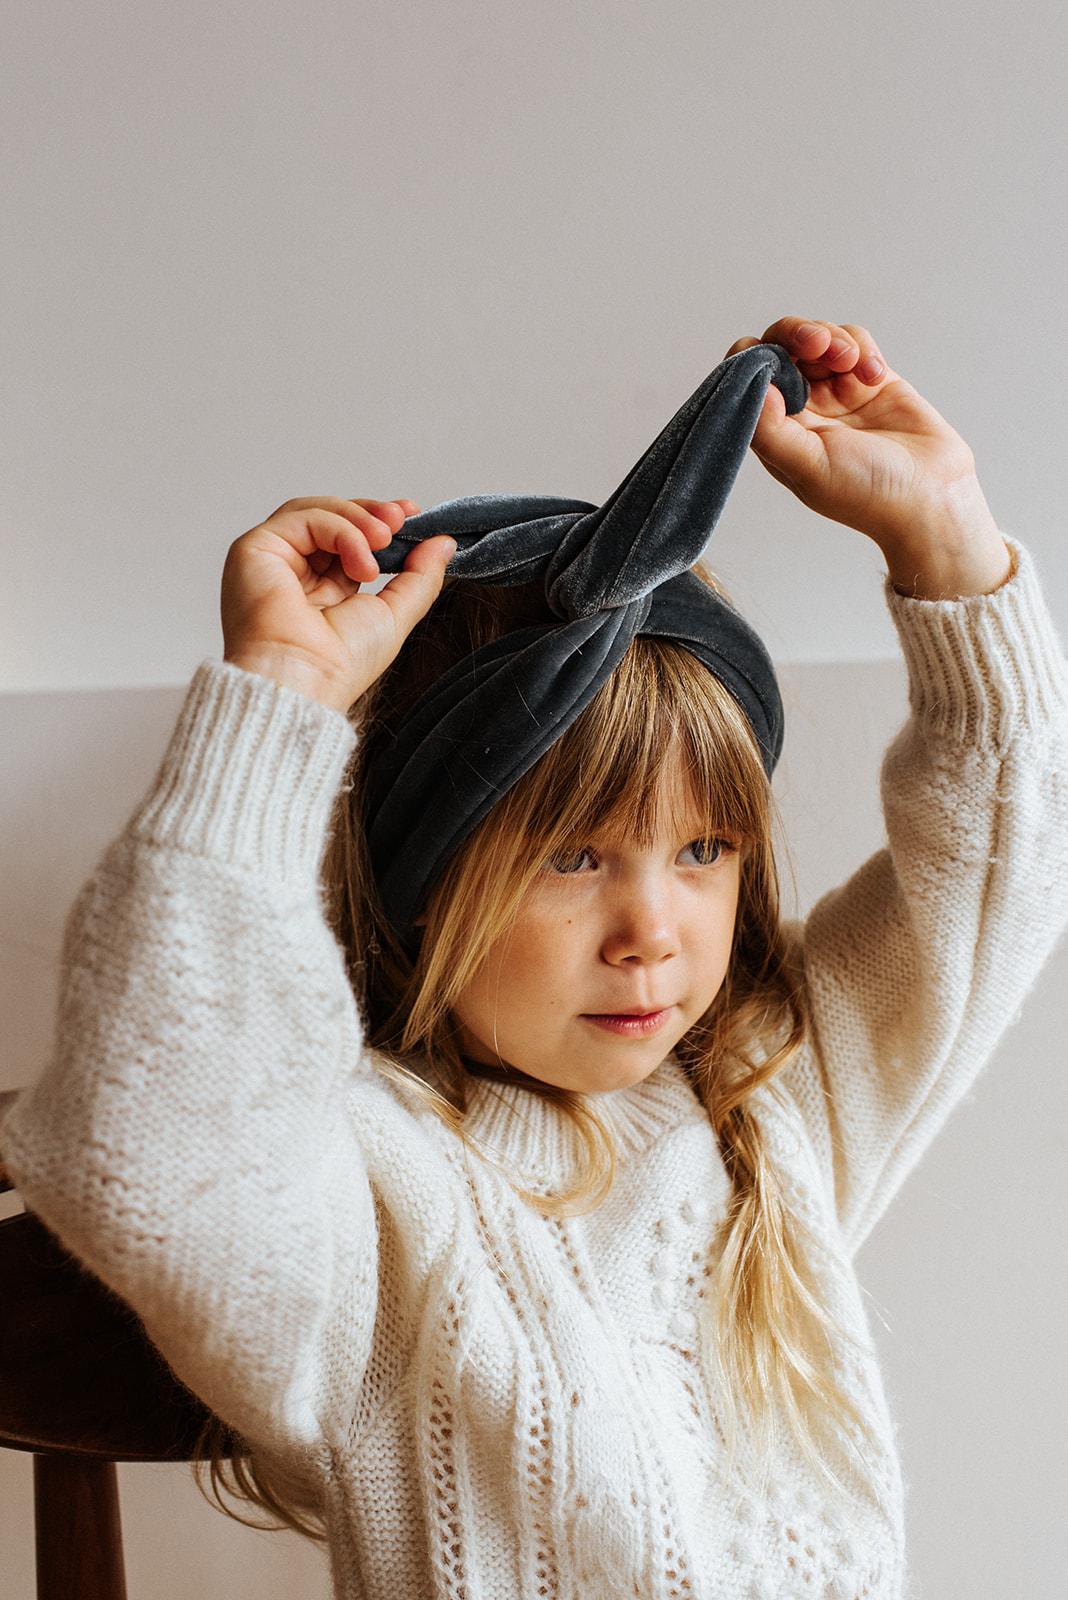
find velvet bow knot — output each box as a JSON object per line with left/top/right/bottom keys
{"left": 361, "top": 342, "right": 809, "bottom": 946}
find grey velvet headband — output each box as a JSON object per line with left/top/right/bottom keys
{"left": 361, "top": 341, "right": 809, "bottom": 952}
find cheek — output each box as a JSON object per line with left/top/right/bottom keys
{"left": 503, "top": 919, "right": 582, "bottom": 1009}
{"left": 703, "top": 887, "right": 740, "bottom": 962}
{"left": 505, "top": 926, "right": 565, "bottom": 988}
{"left": 461, "top": 920, "right": 566, "bottom": 1016}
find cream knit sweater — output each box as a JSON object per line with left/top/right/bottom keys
{"left": 2, "top": 534, "right": 1066, "bottom": 1600}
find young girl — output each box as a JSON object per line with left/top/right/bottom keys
{"left": 2, "top": 317, "right": 1065, "bottom": 1600}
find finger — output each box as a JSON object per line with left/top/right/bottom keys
{"left": 373, "top": 534, "right": 456, "bottom": 635}
{"left": 336, "top": 498, "right": 401, "bottom": 548}
{"left": 759, "top": 317, "right": 861, "bottom": 378}
{"left": 347, "top": 498, "right": 422, "bottom": 531}
{"left": 268, "top": 506, "right": 385, "bottom": 584}
{"left": 276, "top": 497, "right": 399, "bottom": 550}
{"left": 726, "top": 325, "right": 882, "bottom": 397}
{"left": 793, "top": 321, "right": 888, "bottom": 387}
{"left": 837, "top": 323, "right": 887, "bottom": 385}
{"left": 723, "top": 335, "right": 763, "bottom": 358}
{"left": 347, "top": 498, "right": 428, "bottom": 536}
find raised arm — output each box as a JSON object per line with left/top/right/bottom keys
{"left": 1, "top": 495, "right": 460, "bottom": 1466}
{"left": 779, "top": 535, "right": 1068, "bottom": 1254}
{"left": 0, "top": 662, "right": 392, "bottom": 1469}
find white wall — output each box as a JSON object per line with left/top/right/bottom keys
{"left": 2, "top": 0, "right": 1067, "bottom": 693}
{"left": 2, "top": 0, "right": 1066, "bottom": 1595}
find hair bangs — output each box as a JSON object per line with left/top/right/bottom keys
{"left": 490, "top": 635, "right": 770, "bottom": 878}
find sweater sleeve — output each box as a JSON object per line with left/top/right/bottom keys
{"left": 777, "top": 534, "right": 1068, "bottom": 1257}
{"left": 0, "top": 659, "right": 384, "bottom": 1470}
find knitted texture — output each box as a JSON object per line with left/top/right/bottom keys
{"left": 2, "top": 533, "right": 1066, "bottom": 1600}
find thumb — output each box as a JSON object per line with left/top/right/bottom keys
{"left": 749, "top": 383, "right": 819, "bottom": 484}
{"left": 374, "top": 534, "right": 458, "bottom": 637}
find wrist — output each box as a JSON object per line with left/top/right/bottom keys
{"left": 224, "top": 647, "right": 352, "bottom": 714}
{"left": 877, "top": 483, "right": 1013, "bottom": 599}
{"left": 884, "top": 533, "right": 1013, "bottom": 600}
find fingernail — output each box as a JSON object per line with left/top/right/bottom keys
{"left": 443, "top": 538, "right": 458, "bottom": 559}
{"left": 797, "top": 323, "right": 822, "bottom": 341}
{"left": 858, "top": 357, "right": 884, "bottom": 381}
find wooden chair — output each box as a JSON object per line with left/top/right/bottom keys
{"left": 0, "top": 1087, "right": 232, "bottom": 1600}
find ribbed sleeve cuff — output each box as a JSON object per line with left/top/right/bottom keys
{"left": 883, "top": 534, "right": 1068, "bottom": 750}
{"left": 125, "top": 658, "right": 359, "bottom": 882}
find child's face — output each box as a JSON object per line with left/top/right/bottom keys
{"left": 448, "top": 754, "right": 743, "bottom": 1094}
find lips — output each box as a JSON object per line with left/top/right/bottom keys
{"left": 584, "top": 1006, "right": 670, "bottom": 1017}
{"left": 582, "top": 1007, "right": 673, "bottom": 1036}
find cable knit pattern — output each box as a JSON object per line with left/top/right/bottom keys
{"left": 2, "top": 533, "right": 1066, "bottom": 1600}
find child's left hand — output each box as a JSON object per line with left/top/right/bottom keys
{"left": 728, "top": 318, "right": 1005, "bottom": 582}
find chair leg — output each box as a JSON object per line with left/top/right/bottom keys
{"left": 33, "top": 1455, "right": 127, "bottom": 1600}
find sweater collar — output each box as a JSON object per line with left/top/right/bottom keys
{"left": 443, "top": 1050, "right": 707, "bottom": 1186}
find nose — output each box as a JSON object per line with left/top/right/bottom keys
{"left": 598, "top": 872, "right": 680, "bottom": 964}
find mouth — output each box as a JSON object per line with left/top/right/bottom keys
{"left": 581, "top": 1007, "right": 674, "bottom": 1036}
{"left": 584, "top": 1005, "right": 673, "bottom": 1017}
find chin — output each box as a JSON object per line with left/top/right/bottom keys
{"left": 575, "top": 1056, "right": 666, "bottom": 1095}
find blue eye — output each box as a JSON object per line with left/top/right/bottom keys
{"left": 545, "top": 847, "right": 594, "bottom": 876}
{"left": 682, "top": 837, "right": 728, "bottom": 867}
{"left": 543, "top": 838, "right": 733, "bottom": 875}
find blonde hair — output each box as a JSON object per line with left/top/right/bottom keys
{"left": 192, "top": 560, "right": 887, "bottom": 1538}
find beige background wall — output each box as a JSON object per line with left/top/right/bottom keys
{"left": 2, "top": 0, "right": 1066, "bottom": 1595}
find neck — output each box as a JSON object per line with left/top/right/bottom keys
{"left": 459, "top": 1054, "right": 545, "bottom": 1090}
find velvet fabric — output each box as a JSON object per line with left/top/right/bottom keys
{"left": 362, "top": 341, "right": 809, "bottom": 948}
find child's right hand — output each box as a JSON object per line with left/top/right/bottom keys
{"left": 221, "top": 497, "right": 457, "bottom": 713}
